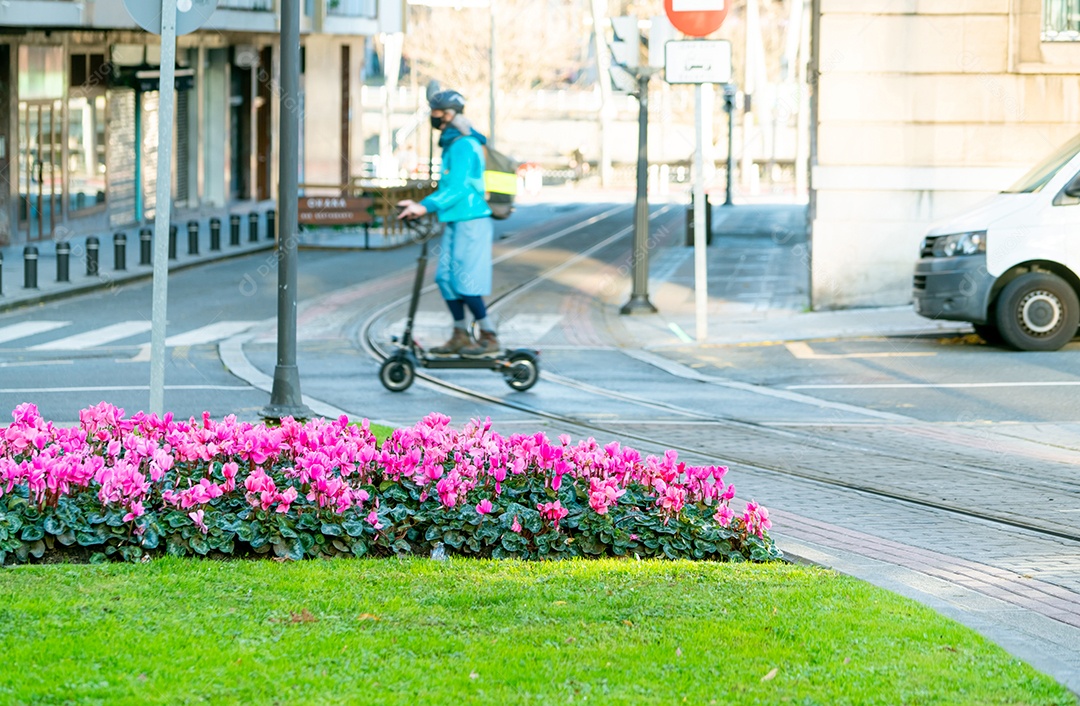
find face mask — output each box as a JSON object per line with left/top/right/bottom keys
{"left": 430, "top": 115, "right": 444, "bottom": 130}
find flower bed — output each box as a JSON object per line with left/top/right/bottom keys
{"left": 0, "top": 403, "right": 778, "bottom": 565}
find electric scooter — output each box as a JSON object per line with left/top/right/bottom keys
{"left": 377, "top": 214, "right": 540, "bottom": 393}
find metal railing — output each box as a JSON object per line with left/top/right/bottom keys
{"left": 217, "top": 0, "right": 274, "bottom": 11}
{"left": 1044, "top": 0, "right": 1080, "bottom": 40}
{"left": 327, "top": 0, "right": 375, "bottom": 18}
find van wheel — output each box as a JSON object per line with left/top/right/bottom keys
{"left": 994, "top": 272, "right": 1080, "bottom": 351}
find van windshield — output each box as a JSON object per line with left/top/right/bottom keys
{"left": 1002, "top": 132, "right": 1080, "bottom": 193}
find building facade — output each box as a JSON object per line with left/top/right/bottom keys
{"left": 0, "top": 0, "right": 400, "bottom": 246}
{"left": 811, "top": 0, "right": 1080, "bottom": 308}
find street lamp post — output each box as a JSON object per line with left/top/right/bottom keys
{"left": 620, "top": 68, "right": 658, "bottom": 315}
{"left": 261, "top": 0, "right": 313, "bottom": 421}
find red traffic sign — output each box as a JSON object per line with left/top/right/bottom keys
{"left": 664, "top": 0, "right": 728, "bottom": 37}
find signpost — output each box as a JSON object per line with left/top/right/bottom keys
{"left": 664, "top": 0, "right": 728, "bottom": 37}
{"left": 663, "top": 0, "right": 729, "bottom": 343}
{"left": 121, "top": 0, "right": 215, "bottom": 416}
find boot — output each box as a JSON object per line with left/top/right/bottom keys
{"left": 460, "top": 330, "right": 501, "bottom": 358}
{"left": 429, "top": 328, "right": 473, "bottom": 357}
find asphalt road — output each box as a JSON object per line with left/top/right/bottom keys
{"left": 4, "top": 201, "right": 1080, "bottom": 428}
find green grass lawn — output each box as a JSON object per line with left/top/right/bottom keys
{"left": 0, "top": 559, "right": 1073, "bottom": 705}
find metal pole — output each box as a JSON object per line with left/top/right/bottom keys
{"left": 262, "top": 0, "right": 312, "bottom": 420}
{"left": 693, "top": 83, "right": 708, "bottom": 342}
{"left": 149, "top": 0, "right": 177, "bottom": 416}
{"left": 489, "top": 1, "right": 496, "bottom": 143}
{"left": 725, "top": 84, "right": 735, "bottom": 206}
{"left": 620, "top": 70, "right": 657, "bottom": 315}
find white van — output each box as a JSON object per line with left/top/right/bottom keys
{"left": 913, "top": 132, "right": 1080, "bottom": 351}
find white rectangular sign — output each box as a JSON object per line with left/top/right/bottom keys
{"left": 664, "top": 40, "right": 732, "bottom": 84}
{"left": 672, "top": 0, "right": 724, "bottom": 11}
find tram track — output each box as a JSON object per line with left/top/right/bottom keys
{"left": 357, "top": 204, "right": 1080, "bottom": 548}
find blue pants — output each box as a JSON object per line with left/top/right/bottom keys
{"left": 435, "top": 218, "right": 493, "bottom": 300}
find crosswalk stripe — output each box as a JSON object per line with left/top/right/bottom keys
{"left": 0, "top": 321, "right": 71, "bottom": 345}
{"left": 165, "top": 321, "right": 259, "bottom": 347}
{"left": 28, "top": 321, "right": 153, "bottom": 351}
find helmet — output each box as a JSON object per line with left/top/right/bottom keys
{"left": 428, "top": 89, "right": 466, "bottom": 113}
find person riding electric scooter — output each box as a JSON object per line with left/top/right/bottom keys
{"left": 397, "top": 89, "right": 499, "bottom": 358}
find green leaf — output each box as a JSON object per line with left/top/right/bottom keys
{"left": 274, "top": 538, "right": 304, "bottom": 561}
{"left": 76, "top": 531, "right": 103, "bottom": 547}
{"left": 139, "top": 527, "right": 159, "bottom": 550}
{"left": 342, "top": 519, "right": 367, "bottom": 537}
{"left": 28, "top": 540, "right": 45, "bottom": 559}
{"left": 391, "top": 539, "right": 412, "bottom": 555}
{"left": 89, "top": 552, "right": 108, "bottom": 564}
{"left": 276, "top": 516, "right": 298, "bottom": 539}
{"left": 20, "top": 524, "right": 44, "bottom": 542}
{"left": 43, "top": 516, "right": 66, "bottom": 536}
{"left": 120, "top": 545, "right": 143, "bottom": 563}
{"left": 297, "top": 531, "right": 315, "bottom": 552}
{"left": 166, "top": 537, "right": 190, "bottom": 557}
{"left": 443, "top": 530, "right": 465, "bottom": 549}
{"left": 55, "top": 530, "right": 77, "bottom": 547}
{"left": 320, "top": 522, "right": 343, "bottom": 537}
{"left": 190, "top": 535, "right": 210, "bottom": 556}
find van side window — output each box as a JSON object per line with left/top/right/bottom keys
{"left": 1053, "top": 171, "right": 1080, "bottom": 206}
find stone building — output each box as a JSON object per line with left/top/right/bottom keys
{"left": 810, "top": 0, "right": 1080, "bottom": 307}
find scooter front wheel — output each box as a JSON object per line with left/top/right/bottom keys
{"left": 504, "top": 353, "right": 540, "bottom": 392}
{"left": 379, "top": 356, "right": 416, "bottom": 392}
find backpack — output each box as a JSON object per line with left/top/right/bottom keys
{"left": 449, "top": 135, "right": 519, "bottom": 220}
{"left": 482, "top": 145, "right": 519, "bottom": 220}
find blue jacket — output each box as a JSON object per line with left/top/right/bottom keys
{"left": 421, "top": 126, "right": 492, "bottom": 223}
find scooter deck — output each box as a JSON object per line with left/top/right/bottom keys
{"left": 417, "top": 347, "right": 538, "bottom": 370}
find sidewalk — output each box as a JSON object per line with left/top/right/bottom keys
{"left": 0, "top": 208, "right": 277, "bottom": 313}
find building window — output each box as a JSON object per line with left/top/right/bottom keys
{"left": 69, "top": 53, "right": 109, "bottom": 214}
{"left": 1044, "top": 0, "right": 1080, "bottom": 41}
{"left": 67, "top": 94, "right": 107, "bottom": 213}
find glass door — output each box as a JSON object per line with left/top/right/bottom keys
{"left": 18, "top": 99, "right": 63, "bottom": 241}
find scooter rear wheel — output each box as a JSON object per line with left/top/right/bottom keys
{"left": 380, "top": 357, "right": 416, "bottom": 392}
{"left": 504, "top": 354, "right": 540, "bottom": 391}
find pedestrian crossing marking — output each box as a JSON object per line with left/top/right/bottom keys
{"left": 0, "top": 321, "right": 71, "bottom": 345}
{"left": 165, "top": 321, "right": 258, "bottom": 347}
{"left": 28, "top": 321, "right": 154, "bottom": 351}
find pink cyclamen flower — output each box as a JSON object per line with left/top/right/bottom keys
{"left": 475, "top": 499, "right": 493, "bottom": 515}
{"left": 189, "top": 509, "right": 209, "bottom": 534}
{"left": 366, "top": 509, "right": 383, "bottom": 530}
{"left": 537, "top": 501, "right": 569, "bottom": 530}
{"left": 714, "top": 505, "right": 735, "bottom": 527}
{"left": 511, "top": 516, "right": 522, "bottom": 533}
{"left": 123, "top": 501, "right": 145, "bottom": 523}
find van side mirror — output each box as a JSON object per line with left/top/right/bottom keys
{"left": 1064, "top": 173, "right": 1080, "bottom": 198}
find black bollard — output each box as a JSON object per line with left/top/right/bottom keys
{"left": 86, "top": 236, "right": 100, "bottom": 276}
{"left": 266, "top": 209, "right": 276, "bottom": 242}
{"left": 210, "top": 217, "right": 221, "bottom": 251}
{"left": 0, "top": 250, "right": 4, "bottom": 296}
{"left": 23, "top": 246, "right": 39, "bottom": 289}
{"left": 113, "top": 232, "right": 127, "bottom": 271}
{"left": 140, "top": 228, "right": 152, "bottom": 266}
{"left": 169, "top": 224, "right": 178, "bottom": 260}
{"left": 230, "top": 214, "right": 241, "bottom": 247}
{"left": 56, "top": 241, "right": 70, "bottom": 283}
{"left": 248, "top": 211, "right": 259, "bottom": 243}
{"left": 187, "top": 220, "right": 200, "bottom": 256}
